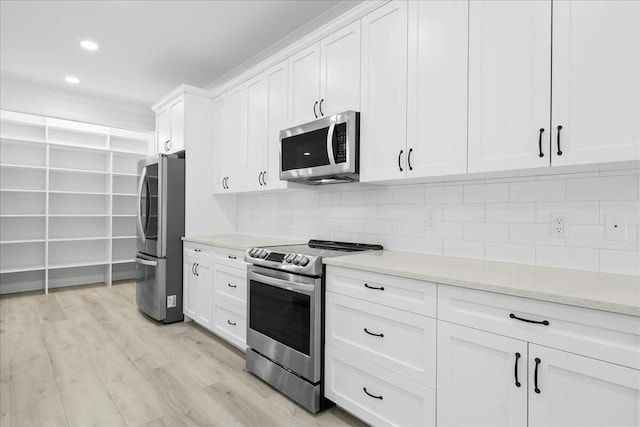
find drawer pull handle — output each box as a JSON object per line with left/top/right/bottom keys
{"left": 534, "top": 357, "right": 541, "bottom": 394}
{"left": 227, "top": 320, "right": 236, "bottom": 326}
{"left": 364, "top": 283, "right": 384, "bottom": 291}
{"left": 514, "top": 352, "right": 521, "bottom": 388}
{"left": 363, "top": 387, "right": 383, "bottom": 400}
{"left": 228, "top": 255, "right": 237, "bottom": 260}
{"left": 227, "top": 283, "right": 237, "bottom": 288}
{"left": 509, "top": 313, "right": 549, "bottom": 326}
{"left": 364, "top": 328, "right": 384, "bottom": 338}
{"left": 194, "top": 248, "right": 201, "bottom": 252}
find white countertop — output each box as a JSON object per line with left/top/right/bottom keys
{"left": 181, "top": 234, "right": 303, "bottom": 251}
{"left": 323, "top": 250, "right": 640, "bottom": 317}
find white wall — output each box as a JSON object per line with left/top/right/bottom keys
{"left": 238, "top": 170, "right": 640, "bottom": 276}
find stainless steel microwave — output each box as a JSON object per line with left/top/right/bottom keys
{"left": 279, "top": 110, "right": 359, "bottom": 184}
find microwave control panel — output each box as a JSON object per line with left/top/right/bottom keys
{"left": 335, "top": 122, "right": 347, "bottom": 163}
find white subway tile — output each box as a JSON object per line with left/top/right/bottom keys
{"left": 352, "top": 205, "right": 378, "bottom": 220}
{"left": 378, "top": 205, "right": 407, "bottom": 220}
{"left": 510, "top": 223, "right": 565, "bottom": 246}
{"left": 443, "top": 203, "right": 485, "bottom": 221}
{"left": 365, "top": 219, "right": 393, "bottom": 235}
{"left": 330, "top": 231, "right": 353, "bottom": 242}
{"left": 463, "top": 222, "right": 509, "bottom": 242}
{"left": 341, "top": 218, "right": 365, "bottom": 233}
{"left": 350, "top": 233, "right": 379, "bottom": 245}
{"left": 600, "top": 201, "right": 640, "bottom": 225}
{"left": 392, "top": 187, "right": 425, "bottom": 205}
{"left": 485, "top": 176, "right": 535, "bottom": 184}
{"left": 424, "top": 186, "right": 463, "bottom": 203}
{"left": 510, "top": 180, "right": 566, "bottom": 202}
{"left": 443, "top": 240, "right": 485, "bottom": 260}
{"left": 535, "top": 246, "right": 599, "bottom": 272}
{"left": 485, "top": 243, "right": 535, "bottom": 265}
{"left": 319, "top": 192, "right": 341, "bottom": 205}
{"left": 599, "top": 169, "right": 640, "bottom": 177}
{"left": 599, "top": 250, "right": 640, "bottom": 276}
{"left": 568, "top": 224, "right": 638, "bottom": 251}
{"left": 485, "top": 203, "right": 536, "bottom": 223}
{"left": 377, "top": 234, "right": 408, "bottom": 251}
{"left": 536, "top": 201, "right": 600, "bottom": 224}
{"left": 407, "top": 237, "right": 443, "bottom": 255}
{"left": 567, "top": 175, "right": 638, "bottom": 201}
{"left": 330, "top": 206, "right": 353, "bottom": 218}
{"left": 424, "top": 221, "right": 463, "bottom": 239}
{"left": 464, "top": 183, "right": 509, "bottom": 203}
{"left": 408, "top": 204, "right": 443, "bottom": 221}
{"left": 393, "top": 220, "right": 425, "bottom": 237}
{"left": 364, "top": 190, "right": 379, "bottom": 204}
{"left": 535, "top": 171, "right": 599, "bottom": 181}
{"left": 340, "top": 190, "right": 366, "bottom": 205}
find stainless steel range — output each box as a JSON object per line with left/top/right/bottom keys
{"left": 244, "top": 240, "right": 383, "bottom": 413}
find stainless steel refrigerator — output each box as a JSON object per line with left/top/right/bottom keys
{"left": 135, "top": 152, "right": 185, "bottom": 323}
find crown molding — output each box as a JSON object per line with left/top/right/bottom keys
{"left": 150, "top": 83, "right": 214, "bottom": 112}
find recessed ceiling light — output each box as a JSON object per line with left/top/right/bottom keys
{"left": 80, "top": 40, "right": 99, "bottom": 51}
{"left": 65, "top": 76, "right": 80, "bottom": 84}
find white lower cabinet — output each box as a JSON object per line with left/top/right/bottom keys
{"left": 183, "top": 243, "right": 247, "bottom": 351}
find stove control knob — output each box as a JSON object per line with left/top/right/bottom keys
{"left": 259, "top": 250, "right": 268, "bottom": 259}
{"left": 299, "top": 256, "right": 309, "bottom": 267}
{"left": 292, "top": 255, "right": 302, "bottom": 265}
{"left": 284, "top": 254, "right": 293, "bottom": 263}
{"left": 249, "top": 248, "right": 258, "bottom": 257}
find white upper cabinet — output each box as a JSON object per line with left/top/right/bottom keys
{"left": 245, "top": 74, "right": 268, "bottom": 191}
{"left": 468, "top": 0, "right": 552, "bottom": 173}
{"left": 551, "top": 0, "right": 640, "bottom": 166}
{"left": 360, "top": 0, "right": 408, "bottom": 183}
{"left": 406, "top": 0, "right": 468, "bottom": 179}
{"left": 211, "top": 94, "right": 228, "bottom": 193}
{"left": 156, "top": 97, "right": 185, "bottom": 154}
{"left": 225, "top": 86, "right": 246, "bottom": 192}
{"left": 289, "top": 21, "right": 361, "bottom": 126}
{"left": 265, "top": 60, "right": 289, "bottom": 189}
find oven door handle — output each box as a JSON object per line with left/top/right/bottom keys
{"left": 326, "top": 119, "right": 336, "bottom": 166}
{"left": 248, "top": 270, "right": 315, "bottom": 294}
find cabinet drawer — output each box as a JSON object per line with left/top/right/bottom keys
{"left": 214, "top": 247, "right": 247, "bottom": 269}
{"left": 438, "top": 284, "right": 640, "bottom": 370}
{"left": 212, "top": 298, "right": 246, "bottom": 352}
{"left": 325, "top": 345, "right": 435, "bottom": 427}
{"left": 326, "top": 292, "right": 435, "bottom": 387}
{"left": 213, "top": 263, "right": 247, "bottom": 307}
{"left": 183, "top": 242, "right": 213, "bottom": 261}
{"left": 326, "top": 266, "right": 436, "bottom": 317}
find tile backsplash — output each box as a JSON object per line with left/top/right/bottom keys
{"left": 237, "top": 170, "right": 640, "bottom": 276}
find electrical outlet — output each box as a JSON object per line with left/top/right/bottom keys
{"left": 425, "top": 211, "right": 435, "bottom": 230}
{"left": 605, "top": 214, "right": 627, "bottom": 241}
{"left": 551, "top": 214, "right": 567, "bottom": 238}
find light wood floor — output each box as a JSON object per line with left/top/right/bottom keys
{"left": 0, "top": 281, "right": 366, "bottom": 427}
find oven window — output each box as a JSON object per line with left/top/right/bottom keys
{"left": 281, "top": 127, "right": 330, "bottom": 171}
{"left": 250, "top": 280, "right": 311, "bottom": 356}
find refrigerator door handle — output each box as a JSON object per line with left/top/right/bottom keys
{"left": 136, "top": 166, "right": 147, "bottom": 243}
{"left": 135, "top": 257, "right": 158, "bottom": 267}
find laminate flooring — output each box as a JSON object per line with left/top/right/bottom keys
{"left": 0, "top": 281, "right": 366, "bottom": 427}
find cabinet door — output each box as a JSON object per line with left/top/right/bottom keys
{"left": 437, "top": 321, "right": 528, "bottom": 427}
{"left": 168, "top": 98, "right": 185, "bottom": 153}
{"left": 289, "top": 43, "right": 320, "bottom": 126}
{"left": 552, "top": 1, "right": 640, "bottom": 166}
{"left": 320, "top": 20, "right": 361, "bottom": 117}
{"left": 157, "top": 107, "right": 170, "bottom": 154}
{"left": 360, "top": 1, "right": 408, "bottom": 183}
{"left": 183, "top": 257, "right": 198, "bottom": 319}
{"left": 245, "top": 74, "right": 267, "bottom": 191}
{"left": 226, "top": 85, "right": 246, "bottom": 192}
{"left": 407, "top": 0, "right": 468, "bottom": 178}
{"left": 528, "top": 344, "right": 640, "bottom": 427}
{"left": 211, "top": 94, "right": 228, "bottom": 194}
{"left": 265, "top": 60, "right": 289, "bottom": 189}
{"left": 193, "top": 261, "right": 212, "bottom": 329}
{"left": 468, "top": 0, "right": 551, "bottom": 173}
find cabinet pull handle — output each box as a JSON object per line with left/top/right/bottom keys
{"left": 226, "top": 177, "right": 230, "bottom": 189}
{"left": 227, "top": 320, "right": 236, "bottom": 326}
{"left": 194, "top": 248, "right": 201, "bottom": 252}
{"left": 191, "top": 263, "right": 196, "bottom": 275}
{"left": 398, "top": 150, "right": 404, "bottom": 172}
{"left": 363, "top": 387, "right": 383, "bottom": 400}
{"left": 164, "top": 140, "right": 170, "bottom": 152}
{"left": 319, "top": 99, "right": 324, "bottom": 116}
{"left": 228, "top": 283, "right": 237, "bottom": 288}
{"left": 364, "top": 328, "right": 384, "bottom": 338}
{"left": 534, "top": 357, "right": 541, "bottom": 394}
{"left": 408, "top": 148, "right": 413, "bottom": 171}
{"left": 195, "top": 263, "right": 199, "bottom": 276}
{"left": 509, "top": 313, "right": 549, "bottom": 326}
{"left": 556, "top": 125, "right": 563, "bottom": 155}
{"left": 514, "top": 352, "right": 521, "bottom": 387}
{"left": 262, "top": 171, "right": 267, "bottom": 186}
{"left": 258, "top": 171, "right": 263, "bottom": 186}
{"left": 364, "top": 283, "right": 384, "bottom": 291}
{"left": 228, "top": 255, "right": 237, "bottom": 260}
{"left": 313, "top": 101, "right": 318, "bottom": 118}
{"left": 538, "top": 128, "right": 545, "bottom": 157}
{"left": 222, "top": 178, "right": 226, "bottom": 189}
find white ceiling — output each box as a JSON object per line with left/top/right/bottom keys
{"left": 0, "top": 0, "right": 354, "bottom": 111}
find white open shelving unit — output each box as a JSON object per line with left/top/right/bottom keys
{"left": 0, "top": 110, "right": 152, "bottom": 294}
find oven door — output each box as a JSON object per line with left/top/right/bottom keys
{"left": 247, "top": 265, "right": 322, "bottom": 383}
{"left": 279, "top": 110, "right": 358, "bottom": 181}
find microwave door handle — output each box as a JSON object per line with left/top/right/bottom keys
{"left": 136, "top": 166, "right": 147, "bottom": 243}
{"left": 248, "top": 270, "right": 315, "bottom": 294}
{"left": 326, "top": 120, "right": 336, "bottom": 165}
